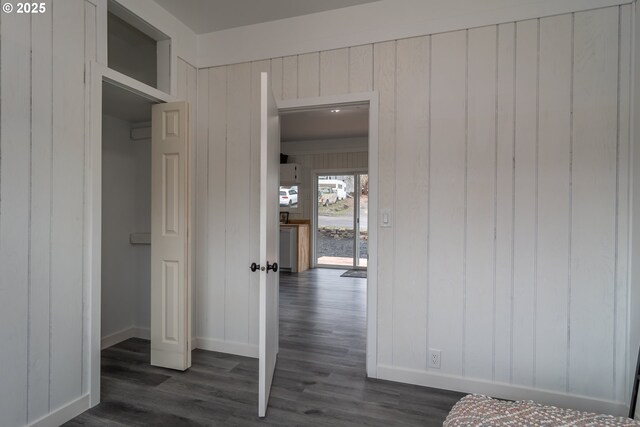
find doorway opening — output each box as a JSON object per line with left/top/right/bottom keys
{"left": 315, "top": 172, "right": 369, "bottom": 269}
{"left": 100, "top": 81, "right": 156, "bottom": 359}
{"left": 275, "top": 92, "right": 379, "bottom": 385}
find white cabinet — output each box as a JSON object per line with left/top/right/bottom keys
{"left": 280, "top": 163, "right": 301, "bottom": 183}
{"left": 279, "top": 227, "right": 297, "bottom": 270}
{"left": 279, "top": 224, "right": 310, "bottom": 272}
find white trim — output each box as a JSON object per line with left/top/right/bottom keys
{"left": 367, "top": 92, "right": 379, "bottom": 378}
{"left": 286, "top": 147, "right": 368, "bottom": 156}
{"left": 101, "top": 326, "right": 150, "bottom": 350}
{"left": 101, "top": 64, "right": 176, "bottom": 103}
{"left": 195, "top": 337, "right": 259, "bottom": 358}
{"left": 28, "top": 394, "right": 90, "bottom": 427}
{"left": 197, "top": 0, "right": 632, "bottom": 68}
{"left": 281, "top": 137, "right": 368, "bottom": 156}
{"left": 377, "top": 365, "right": 627, "bottom": 417}
{"left": 86, "top": 61, "right": 103, "bottom": 408}
{"left": 278, "top": 91, "right": 379, "bottom": 378}
{"left": 628, "top": 0, "right": 640, "bottom": 411}
{"left": 278, "top": 94, "right": 370, "bottom": 111}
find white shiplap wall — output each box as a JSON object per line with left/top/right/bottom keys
{"left": 0, "top": 2, "right": 197, "bottom": 425}
{"left": 0, "top": 1, "right": 94, "bottom": 425}
{"left": 195, "top": 5, "right": 634, "bottom": 410}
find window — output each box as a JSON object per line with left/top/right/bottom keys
{"left": 279, "top": 185, "right": 299, "bottom": 209}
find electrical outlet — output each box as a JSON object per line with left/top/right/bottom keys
{"left": 429, "top": 349, "right": 441, "bottom": 369}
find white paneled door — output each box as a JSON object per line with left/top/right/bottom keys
{"left": 150, "top": 101, "right": 192, "bottom": 371}
{"left": 257, "top": 72, "right": 280, "bottom": 417}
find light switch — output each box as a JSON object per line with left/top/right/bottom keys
{"left": 380, "top": 209, "right": 392, "bottom": 227}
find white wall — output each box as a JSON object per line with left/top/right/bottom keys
{"left": 0, "top": 1, "right": 95, "bottom": 425}
{"left": 133, "top": 126, "right": 152, "bottom": 331}
{"left": 195, "top": 4, "right": 635, "bottom": 414}
{"left": 196, "top": 0, "right": 632, "bottom": 67}
{"left": 0, "top": 0, "right": 197, "bottom": 424}
{"left": 101, "top": 115, "right": 151, "bottom": 340}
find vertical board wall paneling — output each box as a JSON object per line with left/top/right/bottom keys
{"left": 298, "top": 52, "right": 320, "bottom": 98}
{"left": 195, "top": 4, "right": 632, "bottom": 407}
{"left": 494, "top": 22, "right": 516, "bottom": 384}
{"left": 29, "top": 0, "right": 53, "bottom": 421}
{"left": 393, "top": 35, "right": 429, "bottom": 370}
{"left": 512, "top": 18, "right": 538, "bottom": 388}
{"left": 177, "top": 59, "right": 186, "bottom": 101}
{"left": 270, "top": 57, "right": 283, "bottom": 100}
{"left": 535, "top": 13, "right": 572, "bottom": 392}
{"left": 615, "top": 3, "right": 632, "bottom": 403}
{"left": 282, "top": 55, "right": 298, "bottom": 100}
{"left": 301, "top": 155, "right": 314, "bottom": 220}
{"left": 428, "top": 30, "right": 467, "bottom": 376}
{"left": 320, "top": 48, "right": 349, "bottom": 96}
{"left": 50, "top": 0, "right": 86, "bottom": 409}
{"left": 289, "top": 153, "right": 310, "bottom": 221}
{"left": 0, "top": 8, "right": 31, "bottom": 427}
{"left": 249, "top": 60, "right": 271, "bottom": 346}
{"left": 349, "top": 45, "right": 373, "bottom": 93}
{"left": 225, "top": 62, "right": 252, "bottom": 343}
{"left": 570, "top": 7, "right": 619, "bottom": 400}
{"left": 207, "top": 67, "right": 228, "bottom": 341}
{"left": 372, "top": 40, "right": 396, "bottom": 367}
{"left": 195, "top": 68, "right": 209, "bottom": 338}
{"left": 464, "top": 25, "right": 497, "bottom": 380}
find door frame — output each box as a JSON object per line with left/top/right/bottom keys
{"left": 312, "top": 168, "right": 368, "bottom": 270}
{"left": 278, "top": 92, "right": 379, "bottom": 378}
{"left": 85, "top": 61, "right": 184, "bottom": 406}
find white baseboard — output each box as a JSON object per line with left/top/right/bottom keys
{"left": 101, "top": 326, "right": 150, "bottom": 349}
{"left": 28, "top": 393, "right": 90, "bottom": 427}
{"left": 376, "top": 365, "right": 627, "bottom": 417}
{"left": 194, "top": 337, "right": 258, "bottom": 358}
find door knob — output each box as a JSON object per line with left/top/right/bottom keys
{"left": 250, "top": 262, "right": 260, "bottom": 272}
{"left": 266, "top": 262, "right": 278, "bottom": 273}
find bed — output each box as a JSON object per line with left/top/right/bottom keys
{"left": 444, "top": 394, "right": 640, "bottom": 427}
{"left": 444, "top": 347, "right": 640, "bottom": 426}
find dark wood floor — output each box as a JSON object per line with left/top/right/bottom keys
{"left": 66, "top": 269, "right": 463, "bottom": 426}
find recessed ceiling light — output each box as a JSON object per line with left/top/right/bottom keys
{"left": 331, "top": 109, "right": 341, "bottom": 113}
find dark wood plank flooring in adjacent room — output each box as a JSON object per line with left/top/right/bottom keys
{"left": 66, "top": 268, "right": 463, "bottom": 426}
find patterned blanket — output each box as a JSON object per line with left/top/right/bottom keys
{"left": 444, "top": 394, "right": 640, "bottom": 427}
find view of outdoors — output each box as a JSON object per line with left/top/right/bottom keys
{"left": 279, "top": 185, "right": 299, "bottom": 208}
{"left": 316, "top": 174, "right": 368, "bottom": 267}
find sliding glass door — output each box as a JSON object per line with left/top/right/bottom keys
{"left": 315, "top": 173, "right": 368, "bottom": 269}
{"left": 356, "top": 174, "right": 368, "bottom": 267}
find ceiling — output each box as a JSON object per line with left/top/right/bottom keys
{"left": 102, "top": 82, "right": 157, "bottom": 123}
{"left": 153, "top": 0, "right": 380, "bottom": 34}
{"left": 280, "top": 104, "right": 369, "bottom": 142}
